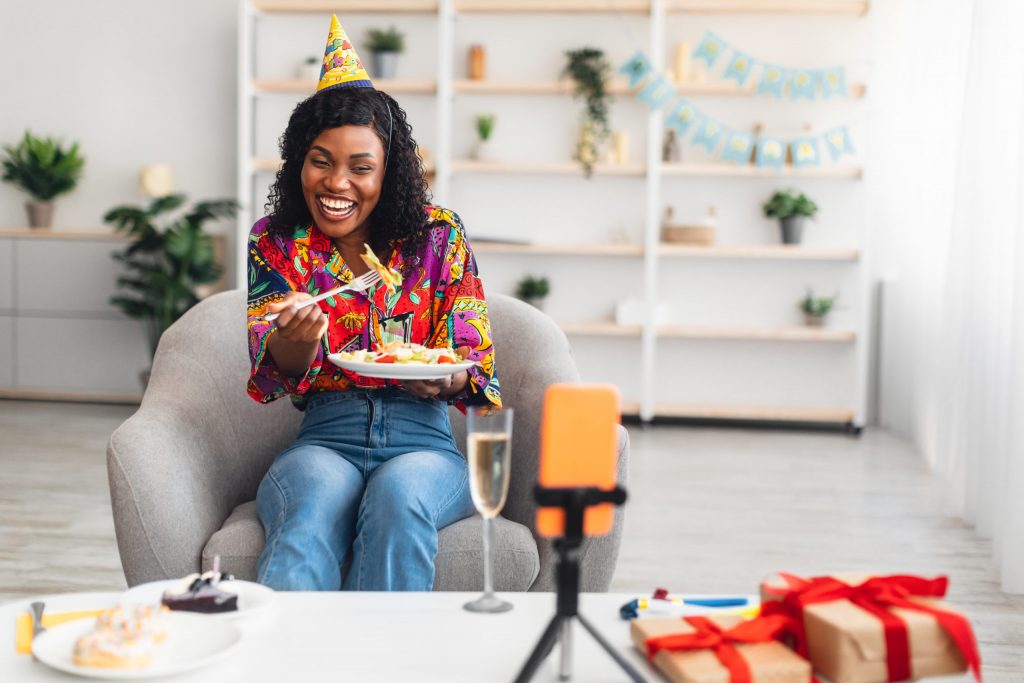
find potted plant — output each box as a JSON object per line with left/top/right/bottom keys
{"left": 298, "top": 55, "right": 321, "bottom": 82}
{"left": 564, "top": 47, "right": 612, "bottom": 177}
{"left": 473, "top": 114, "right": 496, "bottom": 161}
{"left": 106, "top": 194, "right": 238, "bottom": 375}
{"left": 515, "top": 275, "right": 550, "bottom": 310}
{"left": 2, "top": 131, "right": 85, "bottom": 228}
{"left": 762, "top": 189, "right": 818, "bottom": 245}
{"left": 798, "top": 290, "right": 837, "bottom": 327}
{"left": 366, "top": 26, "right": 405, "bottom": 80}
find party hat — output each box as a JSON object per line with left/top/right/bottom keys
{"left": 317, "top": 15, "right": 373, "bottom": 92}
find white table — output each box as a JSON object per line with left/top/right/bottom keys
{"left": 0, "top": 591, "right": 671, "bottom": 682}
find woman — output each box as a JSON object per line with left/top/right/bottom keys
{"left": 246, "top": 17, "right": 500, "bottom": 592}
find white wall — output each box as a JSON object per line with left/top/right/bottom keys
{"left": 0, "top": 0, "right": 238, "bottom": 230}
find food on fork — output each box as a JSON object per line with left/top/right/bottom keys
{"left": 339, "top": 341, "right": 462, "bottom": 365}
{"left": 360, "top": 243, "right": 403, "bottom": 295}
{"left": 72, "top": 605, "right": 167, "bottom": 670}
{"left": 161, "top": 568, "right": 239, "bottom": 614}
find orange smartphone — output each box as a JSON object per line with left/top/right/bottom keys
{"left": 536, "top": 384, "right": 620, "bottom": 538}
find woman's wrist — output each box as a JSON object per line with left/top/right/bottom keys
{"left": 268, "top": 332, "right": 320, "bottom": 378}
{"left": 439, "top": 370, "right": 470, "bottom": 400}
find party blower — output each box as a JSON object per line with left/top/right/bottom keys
{"left": 513, "top": 385, "right": 646, "bottom": 683}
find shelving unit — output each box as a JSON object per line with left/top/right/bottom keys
{"left": 238, "top": 0, "right": 871, "bottom": 427}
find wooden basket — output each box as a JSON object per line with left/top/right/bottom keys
{"left": 661, "top": 224, "right": 716, "bottom": 245}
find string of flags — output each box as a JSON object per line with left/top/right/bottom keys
{"left": 620, "top": 51, "right": 856, "bottom": 169}
{"left": 692, "top": 31, "right": 849, "bottom": 101}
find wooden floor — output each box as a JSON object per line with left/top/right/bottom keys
{"left": 1, "top": 400, "right": 1021, "bottom": 680}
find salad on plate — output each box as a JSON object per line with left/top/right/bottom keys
{"left": 337, "top": 341, "right": 462, "bottom": 365}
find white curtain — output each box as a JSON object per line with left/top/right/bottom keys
{"left": 870, "top": 0, "right": 1024, "bottom": 593}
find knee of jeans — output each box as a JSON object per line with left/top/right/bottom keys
{"left": 364, "top": 473, "right": 434, "bottom": 524}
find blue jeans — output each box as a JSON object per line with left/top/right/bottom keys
{"left": 255, "top": 390, "right": 476, "bottom": 591}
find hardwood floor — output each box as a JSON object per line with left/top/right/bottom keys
{"left": 1, "top": 400, "right": 1021, "bottom": 680}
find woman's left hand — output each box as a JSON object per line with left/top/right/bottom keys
{"left": 401, "top": 347, "right": 471, "bottom": 400}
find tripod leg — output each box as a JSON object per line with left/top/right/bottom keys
{"left": 576, "top": 613, "right": 649, "bottom": 683}
{"left": 513, "top": 615, "right": 564, "bottom": 683}
{"left": 558, "top": 618, "right": 573, "bottom": 681}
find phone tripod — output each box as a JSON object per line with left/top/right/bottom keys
{"left": 513, "top": 485, "right": 647, "bottom": 683}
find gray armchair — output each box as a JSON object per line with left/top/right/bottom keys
{"left": 107, "top": 290, "right": 628, "bottom": 592}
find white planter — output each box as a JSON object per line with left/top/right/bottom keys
{"left": 372, "top": 51, "right": 399, "bottom": 79}
{"left": 297, "top": 60, "right": 321, "bottom": 83}
{"left": 473, "top": 139, "right": 495, "bottom": 161}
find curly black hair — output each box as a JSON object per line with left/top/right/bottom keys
{"left": 264, "top": 87, "right": 431, "bottom": 261}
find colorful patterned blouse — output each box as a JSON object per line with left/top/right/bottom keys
{"left": 246, "top": 206, "right": 501, "bottom": 410}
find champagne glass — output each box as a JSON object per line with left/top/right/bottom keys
{"left": 463, "top": 406, "right": 514, "bottom": 613}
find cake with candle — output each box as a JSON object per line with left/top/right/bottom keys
{"left": 160, "top": 567, "right": 239, "bottom": 614}
{"left": 72, "top": 605, "right": 167, "bottom": 669}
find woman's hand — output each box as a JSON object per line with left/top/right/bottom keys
{"left": 266, "top": 292, "right": 328, "bottom": 377}
{"left": 267, "top": 292, "right": 328, "bottom": 343}
{"left": 401, "top": 346, "right": 471, "bottom": 400}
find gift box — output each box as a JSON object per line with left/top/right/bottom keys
{"left": 630, "top": 613, "right": 812, "bottom": 683}
{"left": 761, "top": 573, "right": 981, "bottom": 683}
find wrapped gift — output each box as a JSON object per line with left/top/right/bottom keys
{"left": 631, "top": 613, "right": 812, "bottom": 683}
{"left": 761, "top": 573, "right": 982, "bottom": 683}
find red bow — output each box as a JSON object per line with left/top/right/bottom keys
{"left": 764, "top": 573, "right": 982, "bottom": 682}
{"left": 645, "top": 614, "right": 797, "bottom": 683}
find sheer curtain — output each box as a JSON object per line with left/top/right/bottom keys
{"left": 869, "top": 0, "right": 1024, "bottom": 593}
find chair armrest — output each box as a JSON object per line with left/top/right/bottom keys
{"left": 529, "top": 424, "right": 630, "bottom": 592}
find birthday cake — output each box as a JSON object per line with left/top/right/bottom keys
{"left": 72, "top": 605, "right": 167, "bottom": 670}
{"left": 160, "top": 570, "right": 239, "bottom": 614}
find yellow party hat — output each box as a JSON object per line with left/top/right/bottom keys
{"left": 317, "top": 15, "right": 373, "bottom": 92}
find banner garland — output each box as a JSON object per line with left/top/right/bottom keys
{"left": 619, "top": 50, "right": 857, "bottom": 169}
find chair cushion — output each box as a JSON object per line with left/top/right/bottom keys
{"left": 203, "top": 500, "right": 540, "bottom": 591}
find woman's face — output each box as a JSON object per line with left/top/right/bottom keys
{"left": 301, "top": 124, "right": 385, "bottom": 242}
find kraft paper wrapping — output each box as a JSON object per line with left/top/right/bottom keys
{"left": 630, "top": 615, "right": 812, "bottom": 683}
{"left": 761, "top": 574, "right": 969, "bottom": 683}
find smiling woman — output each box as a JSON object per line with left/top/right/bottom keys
{"left": 244, "top": 15, "right": 501, "bottom": 594}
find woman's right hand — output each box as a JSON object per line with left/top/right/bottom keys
{"left": 267, "top": 292, "right": 328, "bottom": 343}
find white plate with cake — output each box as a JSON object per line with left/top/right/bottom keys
{"left": 32, "top": 606, "right": 241, "bottom": 680}
{"left": 122, "top": 571, "right": 275, "bottom": 621}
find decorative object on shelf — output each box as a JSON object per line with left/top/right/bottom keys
{"left": 473, "top": 114, "right": 496, "bottom": 161}
{"left": 763, "top": 189, "right": 817, "bottom": 244}
{"left": 661, "top": 206, "right": 717, "bottom": 245}
{"left": 366, "top": 25, "right": 405, "bottom": 80}
{"left": 106, "top": 194, "right": 238, "bottom": 364}
{"left": 662, "top": 129, "right": 681, "bottom": 163}
{"left": 611, "top": 130, "right": 630, "bottom": 164}
{"left": 564, "top": 47, "right": 612, "bottom": 177}
{"left": 514, "top": 275, "right": 550, "bottom": 311}
{"left": 620, "top": 51, "right": 857, "bottom": 168}
{"left": 140, "top": 164, "right": 174, "bottom": 198}
{"left": 692, "top": 30, "right": 849, "bottom": 100}
{"left": 1, "top": 131, "right": 85, "bottom": 229}
{"left": 318, "top": 16, "right": 372, "bottom": 92}
{"left": 298, "top": 55, "right": 321, "bottom": 82}
{"left": 674, "top": 42, "right": 691, "bottom": 84}
{"left": 798, "top": 290, "right": 837, "bottom": 327}
{"left": 468, "top": 44, "right": 486, "bottom": 81}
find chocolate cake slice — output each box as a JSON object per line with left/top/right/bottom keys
{"left": 161, "top": 571, "right": 238, "bottom": 614}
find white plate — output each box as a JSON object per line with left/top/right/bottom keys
{"left": 32, "top": 612, "right": 241, "bottom": 680}
{"left": 121, "top": 580, "right": 275, "bottom": 621}
{"left": 328, "top": 355, "right": 475, "bottom": 380}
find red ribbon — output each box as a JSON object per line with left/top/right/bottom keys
{"left": 645, "top": 614, "right": 797, "bottom": 683}
{"left": 763, "top": 573, "right": 982, "bottom": 682}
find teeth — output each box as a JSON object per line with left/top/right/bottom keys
{"left": 320, "top": 197, "right": 354, "bottom": 211}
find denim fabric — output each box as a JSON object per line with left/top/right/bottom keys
{"left": 255, "top": 389, "right": 476, "bottom": 591}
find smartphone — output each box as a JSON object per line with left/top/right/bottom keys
{"left": 536, "top": 384, "right": 620, "bottom": 538}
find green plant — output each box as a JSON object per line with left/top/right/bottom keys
{"left": 763, "top": 189, "right": 818, "bottom": 219}
{"left": 515, "top": 275, "right": 550, "bottom": 300}
{"left": 1, "top": 131, "right": 85, "bottom": 201}
{"left": 475, "top": 114, "right": 496, "bottom": 142}
{"left": 305, "top": 55, "right": 319, "bottom": 65}
{"left": 366, "top": 26, "right": 405, "bottom": 53}
{"left": 563, "top": 47, "right": 612, "bottom": 176}
{"left": 798, "top": 290, "right": 838, "bottom": 317}
{"left": 106, "top": 194, "right": 238, "bottom": 356}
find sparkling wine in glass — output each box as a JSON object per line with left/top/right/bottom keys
{"left": 463, "top": 407, "right": 514, "bottom": 613}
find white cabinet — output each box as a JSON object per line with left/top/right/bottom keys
{"left": 0, "top": 231, "right": 148, "bottom": 401}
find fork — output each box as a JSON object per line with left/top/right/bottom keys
{"left": 261, "top": 270, "right": 382, "bottom": 323}
{"left": 30, "top": 601, "right": 46, "bottom": 639}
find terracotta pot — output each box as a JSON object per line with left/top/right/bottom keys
{"left": 803, "top": 313, "right": 826, "bottom": 327}
{"left": 26, "top": 201, "right": 54, "bottom": 229}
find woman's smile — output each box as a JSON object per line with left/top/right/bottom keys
{"left": 315, "top": 192, "right": 357, "bottom": 221}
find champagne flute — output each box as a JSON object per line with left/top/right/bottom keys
{"left": 463, "top": 406, "right": 514, "bottom": 613}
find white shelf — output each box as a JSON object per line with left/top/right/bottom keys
{"left": 558, "top": 321, "right": 856, "bottom": 342}
{"left": 253, "top": 1, "right": 438, "bottom": 13}
{"left": 662, "top": 163, "right": 863, "bottom": 179}
{"left": 452, "top": 79, "right": 864, "bottom": 98}
{"left": 668, "top": 0, "right": 868, "bottom": 15}
{"left": 658, "top": 244, "right": 859, "bottom": 260}
{"left": 474, "top": 242, "right": 645, "bottom": 256}
{"left": 451, "top": 159, "right": 646, "bottom": 176}
{"left": 455, "top": 0, "right": 650, "bottom": 13}
{"left": 254, "top": 79, "right": 437, "bottom": 95}
{"left": 640, "top": 402, "right": 855, "bottom": 423}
